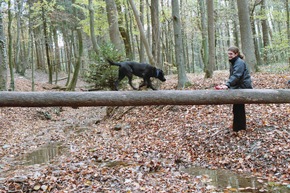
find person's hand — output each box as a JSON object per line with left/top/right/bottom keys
{"left": 215, "top": 85, "right": 228, "bottom": 90}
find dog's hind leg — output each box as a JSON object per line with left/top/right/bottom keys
{"left": 115, "top": 72, "right": 126, "bottom": 91}
{"left": 138, "top": 80, "right": 147, "bottom": 90}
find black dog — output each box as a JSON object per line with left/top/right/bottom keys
{"left": 107, "top": 59, "right": 166, "bottom": 90}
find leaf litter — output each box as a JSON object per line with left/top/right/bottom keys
{"left": 0, "top": 70, "right": 289, "bottom": 192}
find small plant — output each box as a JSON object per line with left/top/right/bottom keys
{"left": 85, "top": 44, "right": 125, "bottom": 90}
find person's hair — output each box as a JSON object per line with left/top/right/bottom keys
{"left": 228, "top": 46, "right": 244, "bottom": 59}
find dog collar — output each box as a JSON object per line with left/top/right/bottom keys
{"left": 156, "top": 69, "right": 159, "bottom": 77}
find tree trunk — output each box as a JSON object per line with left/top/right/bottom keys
{"left": 105, "top": 0, "right": 123, "bottom": 52}
{"left": 42, "top": 5, "right": 53, "bottom": 84}
{"left": 28, "top": 0, "right": 34, "bottom": 91}
{"left": 286, "top": 0, "right": 290, "bottom": 67}
{"left": 205, "top": 0, "right": 214, "bottom": 78}
{"left": 66, "top": 29, "right": 83, "bottom": 91}
{"left": 15, "top": 0, "right": 24, "bottom": 74}
{"left": 151, "top": 0, "right": 161, "bottom": 67}
{"left": 230, "top": 1, "right": 240, "bottom": 47}
{"left": 1, "top": 89, "right": 290, "bottom": 107}
{"left": 53, "top": 27, "right": 60, "bottom": 84}
{"left": 8, "top": 0, "right": 14, "bottom": 91}
{"left": 139, "top": 0, "right": 145, "bottom": 62}
{"left": 88, "top": 0, "right": 100, "bottom": 56}
{"left": 128, "top": 0, "right": 155, "bottom": 65}
{"left": 0, "top": 5, "right": 7, "bottom": 91}
{"left": 172, "top": 0, "right": 189, "bottom": 89}
{"left": 237, "top": 0, "right": 257, "bottom": 72}
{"left": 198, "top": 0, "right": 208, "bottom": 71}
{"left": 115, "top": 0, "right": 133, "bottom": 60}
{"left": 261, "top": 0, "right": 270, "bottom": 64}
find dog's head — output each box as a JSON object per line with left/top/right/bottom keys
{"left": 156, "top": 69, "right": 166, "bottom": 82}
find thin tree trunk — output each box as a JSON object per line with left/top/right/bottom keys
{"left": 88, "top": 0, "right": 100, "bottom": 56}
{"left": 286, "top": 0, "right": 290, "bottom": 67}
{"left": 42, "top": 5, "right": 53, "bottom": 84}
{"left": 151, "top": 0, "right": 161, "bottom": 67}
{"left": 172, "top": 0, "right": 189, "bottom": 89}
{"left": 230, "top": 1, "right": 239, "bottom": 47}
{"left": 8, "top": 0, "right": 14, "bottom": 90}
{"left": 261, "top": 0, "right": 270, "bottom": 64}
{"left": 205, "top": 0, "right": 214, "bottom": 78}
{"left": 67, "top": 29, "right": 83, "bottom": 91}
{"left": 198, "top": 0, "right": 208, "bottom": 71}
{"left": 128, "top": 0, "right": 155, "bottom": 65}
{"left": 53, "top": 27, "right": 60, "bottom": 84}
{"left": 0, "top": 4, "right": 7, "bottom": 91}
{"left": 139, "top": 0, "right": 145, "bottom": 62}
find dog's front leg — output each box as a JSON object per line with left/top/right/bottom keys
{"left": 146, "top": 79, "right": 157, "bottom": 90}
{"left": 128, "top": 76, "right": 138, "bottom": 90}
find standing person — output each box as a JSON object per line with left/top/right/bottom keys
{"left": 215, "top": 46, "right": 253, "bottom": 132}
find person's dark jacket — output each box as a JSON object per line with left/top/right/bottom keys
{"left": 226, "top": 56, "right": 252, "bottom": 89}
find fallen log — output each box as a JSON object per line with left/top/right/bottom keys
{"left": 0, "top": 89, "right": 289, "bottom": 107}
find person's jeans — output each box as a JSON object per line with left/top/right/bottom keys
{"left": 233, "top": 104, "right": 246, "bottom": 132}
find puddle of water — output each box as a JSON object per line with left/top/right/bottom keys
{"left": 21, "top": 143, "right": 67, "bottom": 165}
{"left": 182, "top": 167, "right": 290, "bottom": 192}
{"left": 182, "top": 167, "right": 262, "bottom": 192}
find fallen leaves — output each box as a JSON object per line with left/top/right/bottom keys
{"left": 0, "top": 70, "right": 290, "bottom": 192}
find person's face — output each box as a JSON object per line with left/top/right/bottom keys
{"left": 228, "top": 51, "right": 238, "bottom": 60}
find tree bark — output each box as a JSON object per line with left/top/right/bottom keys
{"left": 15, "top": 0, "right": 24, "bottom": 74}
{"left": 88, "top": 0, "right": 100, "bottom": 56}
{"left": 261, "top": 0, "right": 270, "bottom": 64}
{"left": 0, "top": 89, "right": 289, "bottom": 107}
{"left": 8, "top": 0, "right": 14, "bottom": 90}
{"left": 237, "top": 0, "right": 257, "bottom": 72}
{"left": 172, "top": 0, "right": 189, "bottom": 89}
{"left": 0, "top": 4, "right": 7, "bottom": 91}
{"left": 42, "top": 5, "right": 53, "bottom": 84}
{"left": 205, "top": 0, "right": 214, "bottom": 78}
{"left": 128, "top": 0, "right": 155, "bottom": 65}
{"left": 105, "top": 0, "right": 123, "bottom": 52}
{"left": 66, "top": 29, "right": 83, "bottom": 91}
{"left": 139, "top": 0, "right": 145, "bottom": 62}
{"left": 151, "top": 0, "right": 161, "bottom": 66}
{"left": 286, "top": 0, "right": 290, "bottom": 67}
{"left": 198, "top": 0, "right": 208, "bottom": 70}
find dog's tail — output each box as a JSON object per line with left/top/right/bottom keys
{"left": 106, "top": 58, "right": 121, "bottom": 67}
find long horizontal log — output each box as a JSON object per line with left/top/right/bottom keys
{"left": 0, "top": 89, "right": 290, "bottom": 107}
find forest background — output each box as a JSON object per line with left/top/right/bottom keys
{"left": 0, "top": 0, "right": 289, "bottom": 91}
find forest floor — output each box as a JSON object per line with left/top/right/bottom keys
{"left": 0, "top": 66, "right": 290, "bottom": 192}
